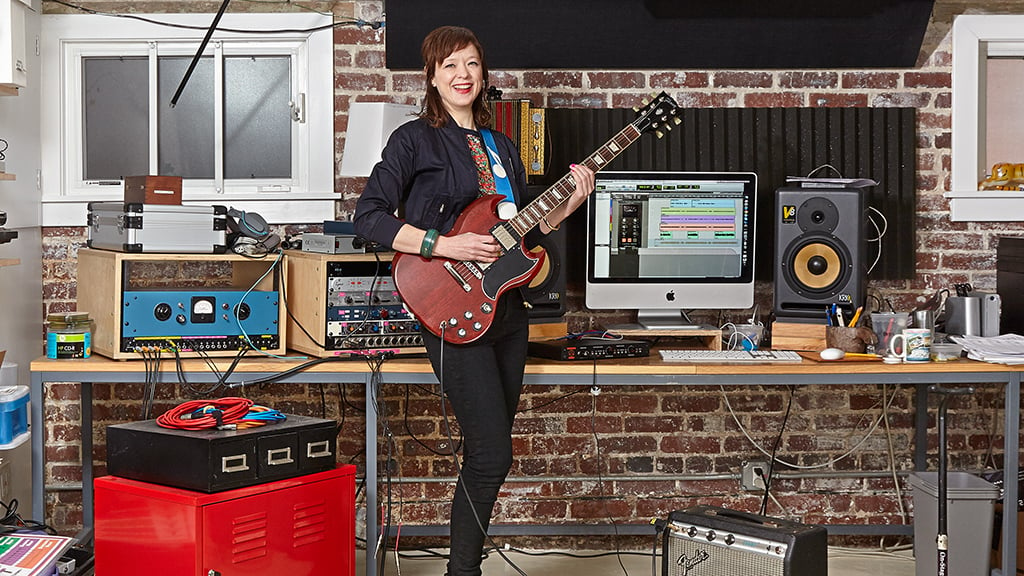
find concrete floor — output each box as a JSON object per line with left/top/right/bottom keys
{"left": 358, "top": 546, "right": 916, "bottom": 575}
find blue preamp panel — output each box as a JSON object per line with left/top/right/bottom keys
{"left": 120, "top": 290, "right": 280, "bottom": 353}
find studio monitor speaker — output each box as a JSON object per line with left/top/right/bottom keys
{"left": 773, "top": 186, "right": 867, "bottom": 321}
{"left": 523, "top": 185, "right": 567, "bottom": 319}
{"left": 662, "top": 506, "right": 827, "bottom": 576}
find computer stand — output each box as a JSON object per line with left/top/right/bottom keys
{"left": 603, "top": 325, "right": 723, "bottom": 351}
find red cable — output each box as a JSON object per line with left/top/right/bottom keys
{"left": 156, "top": 397, "right": 254, "bottom": 430}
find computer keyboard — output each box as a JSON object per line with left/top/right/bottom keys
{"left": 658, "top": 349, "right": 804, "bottom": 363}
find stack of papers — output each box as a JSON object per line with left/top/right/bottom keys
{"left": 950, "top": 333, "right": 1024, "bottom": 364}
{"left": 0, "top": 533, "right": 74, "bottom": 575}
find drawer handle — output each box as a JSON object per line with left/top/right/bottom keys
{"left": 306, "top": 440, "right": 332, "bottom": 459}
{"left": 267, "top": 447, "right": 294, "bottom": 466}
{"left": 221, "top": 454, "right": 249, "bottom": 473}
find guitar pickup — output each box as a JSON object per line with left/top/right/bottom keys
{"left": 491, "top": 224, "right": 519, "bottom": 251}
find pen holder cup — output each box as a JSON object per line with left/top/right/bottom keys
{"left": 870, "top": 312, "right": 910, "bottom": 356}
{"left": 825, "top": 326, "right": 878, "bottom": 354}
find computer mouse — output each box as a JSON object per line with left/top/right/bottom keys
{"left": 819, "top": 347, "right": 846, "bottom": 361}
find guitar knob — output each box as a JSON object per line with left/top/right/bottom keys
{"left": 448, "top": 317, "right": 458, "bottom": 326}
{"left": 480, "top": 303, "right": 493, "bottom": 314}
{"left": 473, "top": 322, "right": 482, "bottom": 331}
{"left": 463, "top": 311, "right": 473, "bottom": 320}
{"left": 457, "top": 328, "right": 467, "bottom": 338}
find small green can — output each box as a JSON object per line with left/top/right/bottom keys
{"left": 45, "top": 312, "right": 94, "bottom": 359}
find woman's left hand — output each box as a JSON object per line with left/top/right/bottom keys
{"left": 565, "top": 163, "right": 596, "bottom": 212}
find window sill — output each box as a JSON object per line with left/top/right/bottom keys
{"left": 945, "top": 190, "right": 1024, "bottom": 222}
{"left": 42, "top": 192, "right": 340, "bottom": 227}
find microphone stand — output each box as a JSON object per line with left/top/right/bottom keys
{"left": 170, "top": 0, "right": 231, "bottom": 108}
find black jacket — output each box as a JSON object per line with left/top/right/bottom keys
{"left": 353, "top": 116, "right": 544, "bottom": 249}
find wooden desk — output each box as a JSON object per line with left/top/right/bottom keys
{"left": 30, "top": 355, "right": 1021, "bottom": 576}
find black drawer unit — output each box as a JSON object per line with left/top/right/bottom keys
{"left": 106, "top": 414, "right": 336, "bottom": 492}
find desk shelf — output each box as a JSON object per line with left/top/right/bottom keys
{"left": 0, "top": 173, "right": 15, "bottom": 181}
{"left": 28, "top": 355, "right": 1023, "bottom": 576}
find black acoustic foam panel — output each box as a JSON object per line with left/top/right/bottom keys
{"left": 385, "top": 0, "right": 934, "bottom": 70}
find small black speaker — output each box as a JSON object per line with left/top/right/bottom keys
{"left": 662, "top": 506, "right": 827, "bottom": 576}
{"left": 773, "top": 186, "right": 867, "bottom": 321}
{"left": 523, "top": 185, "right": 567, "bottom": 319}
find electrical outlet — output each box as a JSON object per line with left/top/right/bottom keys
{"left": 741, "top": 460, "right": 768, "bottom": 491}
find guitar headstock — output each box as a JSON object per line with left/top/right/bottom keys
{"left": 632, "top": 91, "right": 682, "bottom": 138}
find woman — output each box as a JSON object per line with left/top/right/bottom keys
{"left": 353, "top": 25, "right": 595, "bottom": 576}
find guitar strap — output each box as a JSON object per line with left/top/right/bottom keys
{"left": 479, "top": 129, "right": 515, "bottom": 205}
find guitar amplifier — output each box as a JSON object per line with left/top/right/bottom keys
{"left": 662, "top": 506, "right": 827, "bottom": 576}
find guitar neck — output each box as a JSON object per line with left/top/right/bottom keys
{"left": 506, "top": 123, "right": 644, "bottom": 237}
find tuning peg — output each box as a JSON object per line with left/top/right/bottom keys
{"left": 655, "top": 130, "right": 665, "bottom": 139}
{"left": 673, "top": 117, "right": 681, "bottom": 125}
{"left": 650, "top": 91, "right": 659, "bottom": 98}
{"left": 632, "top": 106, "right": 640, "bottom": 112}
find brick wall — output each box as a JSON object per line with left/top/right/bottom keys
{"left": 38, "top": 0, "right": 1024, "bottom": 543}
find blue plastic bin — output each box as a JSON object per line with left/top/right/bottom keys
{"left": 0, "top": 386, "right": 29, "bottom": 447}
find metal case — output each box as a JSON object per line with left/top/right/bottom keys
{"left": 106, "top": 414, "right": 336, "bottom": 492}
{"left": 87, "top": 201, "right": 228, "bottom": 253}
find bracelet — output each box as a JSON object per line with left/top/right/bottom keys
{"left": 420, "top": 228, "right": 439, "bottom": 259}
{"left": 542, "top": 215, "right": 561, "bottom": 231}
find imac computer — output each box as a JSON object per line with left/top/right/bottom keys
{"left": 585, "top": 171, "right": 757, "bottom": 329}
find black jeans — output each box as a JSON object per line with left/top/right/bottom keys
{"left": 421, "top": 292, "right": 530, "bottom": 576}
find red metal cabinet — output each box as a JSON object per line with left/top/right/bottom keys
{"left": 95, "top": 465, "right": 355, "bottom": 576}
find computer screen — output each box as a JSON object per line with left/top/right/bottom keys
{"left": 585, "top": 171, "right": 757, "bottom": 329}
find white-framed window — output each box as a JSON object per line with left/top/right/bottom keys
{"left": 40, "top": 12, "right": 336, "bottom": 226}
{"left": 947, "top": 15, "right": 1024, "bottom": 221}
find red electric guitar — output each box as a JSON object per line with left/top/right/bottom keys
{"left": 393, "top": 92, "right": 681, "bottom": 344}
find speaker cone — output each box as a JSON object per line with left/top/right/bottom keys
{"left": 781, "top": 236, "right": 851, "bottom": 296}
{"left": 792, "top": 243, "right": 841, "bottom": 289}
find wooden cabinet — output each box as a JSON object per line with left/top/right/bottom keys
{"left": 77, "top": 248, "right": 288, "bottom": 359}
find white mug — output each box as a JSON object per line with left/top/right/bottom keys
{"left": 889, "top": 328, "right": 932, "bottom": 362}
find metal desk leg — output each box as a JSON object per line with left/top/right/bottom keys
{"left": 1002, "top": 373, "right": 1020, "bottom": 576}
{"left": 30, "top": 372, "right": 44, "bottom": 523}
{"left": 365, "top": 375, "right": 378, "bottom": 576}
{"left": 915, "top": 384, "right": 929, "bottom": 470}
{"left": 80, "top": 383, "right": 93, "bottom": 541}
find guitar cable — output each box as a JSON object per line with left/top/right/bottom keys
{"left": 436, "top": 321, "right": 529, "bottom": 576}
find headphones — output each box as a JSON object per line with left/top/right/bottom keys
{"left": 227, "top": 207, "right": 280, "bottom": 251}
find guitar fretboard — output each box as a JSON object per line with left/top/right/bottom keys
{"left": 506, "top": 123, "right": 644, "bottom": 238}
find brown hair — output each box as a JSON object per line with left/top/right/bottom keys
{"left": 420, "top": 26, "right": 492, "bottom": 129}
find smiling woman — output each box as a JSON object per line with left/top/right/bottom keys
{"left": 352, "top": 25, "right": 597, "bottom": 576}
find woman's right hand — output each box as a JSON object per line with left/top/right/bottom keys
{"left": 435, "top": 232, "right": 501, "bottom": 263}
